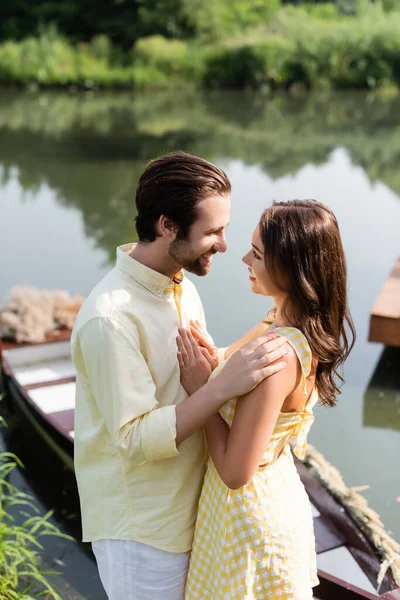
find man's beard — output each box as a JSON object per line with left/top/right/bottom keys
{"left": 168, "top": 238, "right": 215, "bottom": 276}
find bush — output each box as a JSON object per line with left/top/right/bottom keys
{"left": 183, "top": 0, "right": 281, "bottom": 41}
{"left": 382, "top": 0, "right": 400, "bottom": 10}
{"left": 203, "top": 11, "right": 400, "bottom": 90}
{"left": 133, "top": 35, "right": 204, "bottom": 81}
{"left": 90, "top": 34, "right": 112, "bottom": 63}
{"left": 204, "top": 36, "right": 294, "bottom": 89}
{"left": 0, "top": 41, "right": 20, "bottom": 82}
{"left": 0, "top": 26, "right": 77, "bottom": 85}
{"left": 302, "top": 3, "right": 339, "bottom": 19}
{"left": 2, "top": 10, "right": 400, "bottom": 91}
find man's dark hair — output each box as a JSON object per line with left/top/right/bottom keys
{"left": 134, "top": 151, "right": 231, "bottom": 242}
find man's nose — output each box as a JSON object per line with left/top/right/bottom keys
{"left": 215, "top": 233, "right": 227, "bottom": 254}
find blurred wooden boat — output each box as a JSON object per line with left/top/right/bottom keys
{"left": 0, "top": 329, "right": 74, "bottom": 468}
{"left": 0, "top": 330, "right": 399, "bottom": 600}
{"left": 363, "top": 346, "right": 400, "bottom": 432}
{"left": 369, "top": 256, "right": 400, "bottom": 347}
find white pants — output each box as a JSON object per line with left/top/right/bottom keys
{"left": 92, "top": 539, "right": 190, "bottom": 600}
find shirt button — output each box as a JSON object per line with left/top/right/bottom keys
{"left": 156, "top": 290, "right": 162, "bottom": 297}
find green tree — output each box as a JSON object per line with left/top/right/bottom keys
{"left": 0, "top": 1, "right": 141, "bottom": 48}
{"left": 182, "top": 0, "right": 280, "bottom": 41}
{"left": 136, "top": 0, "right": 195, "bottom": 39}
{"left": 0, "top": 0, "right": 280, "bottom": 47}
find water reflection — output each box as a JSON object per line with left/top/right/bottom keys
{"left": 1, "top": 89, "right": 400, "bottom": 261}
{"left": 364, "top": 347, "right": 400, "bottom": 432}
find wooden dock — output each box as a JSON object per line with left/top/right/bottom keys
{"left": 369, "top": 256, "right": 400, "bottom": 347}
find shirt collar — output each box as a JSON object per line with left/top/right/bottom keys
{"left": 116, "top": 243, "right": 184, "bottom": 297}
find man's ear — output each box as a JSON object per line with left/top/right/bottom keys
{"left": 158, "top": 215, "right": 178, "bottom": 239}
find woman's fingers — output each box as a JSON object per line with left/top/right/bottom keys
{"left": 179, "top": 327, "right": 196, "bottom": 361}
{"left": 200, "top": 347, "right": 211, "bottom": 359}
{"left": 190, "top": 320, "right": 213, "bottom": 348}
{"left": 176, "top": 335, "right": 189, "bottom": 367}
{"left": 190, "top": 324, "right": 204, "bottom": 342}
{"left": 200, "top": 347, "right": 216, "bottom": 369}
{"left": 190, "top": 324, "right": 208, "bottom": 346}
{"left": 177, "top": 351, "right": 185, "bottom": 373}
{"left": 188, "top": 330, "right": 203, "bottom": 359}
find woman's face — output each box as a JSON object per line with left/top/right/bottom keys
{"left": 242, "top": 226, "right": 284, "bottom": 298}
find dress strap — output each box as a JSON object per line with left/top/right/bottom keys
{"left": 273, "top": 326, "right": 312, "bottom": 396}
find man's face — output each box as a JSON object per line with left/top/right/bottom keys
{"left": 168, "top": 193, "right": 231, "bottom": 276}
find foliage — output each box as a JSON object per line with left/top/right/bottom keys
{"left": 0, "top": 26, "right": 136, "bottom": 87}
{"left": 136, "top": 0, "right": 195, "bottom": 39}
{"left": 180, "top": 0, "right": 281, "bottom": 41}
{"left": 381, "top": 0, "right": 400, "bottom": 10}
{"left": 0, "top": 0, "right": 280, "bottom": 47}
{"left": 0, "top": 0, "right": 141, "bottom": 49}
{"left": 1, "top": 3, "right": 400, "bottom": 90}
{"left": 132, "top": 36, "right": 204, "bottom": 81}
{"left": 0, "top": 449, "right": 69, "bottom": 599}
{"left": 285, "top": 2, "right": 340, "bottom": 17}
{"left": 203, "top": 9, "right": 400, "bottom": 90}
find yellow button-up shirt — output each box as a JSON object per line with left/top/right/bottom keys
{"left": 71, "top": 244, "right": 207, "bottom": 552}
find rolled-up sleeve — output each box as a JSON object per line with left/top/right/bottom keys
{"left": 78, "top": 317, "right": 179, "bottom": 464}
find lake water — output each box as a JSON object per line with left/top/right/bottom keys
{"left": 1, "top": 88, "right": 399, "bottom": 596}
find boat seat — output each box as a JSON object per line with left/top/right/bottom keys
{"left": 14, "top": 358, "right": 75, "bottom": 387}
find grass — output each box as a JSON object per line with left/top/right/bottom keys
{"left": 0, "top": 407, "right": 71, "bottom": 599}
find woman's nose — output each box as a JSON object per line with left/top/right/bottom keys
{"left": 242, "top": 251, "right": 251, "bottom": 266}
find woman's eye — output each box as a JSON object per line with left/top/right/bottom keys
{"left": 252, "top": 250, "right": 261, "bottom": 260}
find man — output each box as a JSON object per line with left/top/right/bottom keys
{"left": 71, "top": 151, "right": 288, "bottom": 600}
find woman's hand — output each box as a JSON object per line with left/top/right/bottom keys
{"left": 190, "top": 320, "right": 219, "bottom": 371}
{"left": 213, "top": 333, "right": 289, "bottom": 400}
{"left": 177, "top": 327, "right": 212, "bottom": 395}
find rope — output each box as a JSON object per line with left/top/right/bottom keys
{"left": 301, "top": 443, "right": 400, "bottom": 589}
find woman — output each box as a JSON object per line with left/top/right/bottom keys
{"left": 176, "top": 199, "right": 355, "bottom": 600}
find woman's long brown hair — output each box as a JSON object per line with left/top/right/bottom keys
{"left": 259, "top": 199, "right": 356, "bottom": 407}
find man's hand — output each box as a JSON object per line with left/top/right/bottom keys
{"left": 213, "top": 333, "right": 290, "bottom": 400}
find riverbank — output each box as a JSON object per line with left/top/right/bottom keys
{"left": 1, "top": 6, "right": 400, "bottom": 91}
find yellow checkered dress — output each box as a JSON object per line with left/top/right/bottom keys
{"left": 185, "top": 327, "right": 319, "bottom": 600}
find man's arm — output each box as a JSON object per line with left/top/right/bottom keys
{"left": 77, "top": 318, "right": 289, "bottom": 461}
{"left": 77, "top": 316, "right": 231, "bottom": 460}
{"left": 77, "top": 317, "right": 179, "bottom": 464}
{"left": 223, "top": 321, "right": 269, "bottom": 360}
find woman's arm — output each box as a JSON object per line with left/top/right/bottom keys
{"left": 205, "top": 349, "right": 300, "bottom": 490}
{"left": 175, "top": 328, "right": 289, "bottom": 446}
